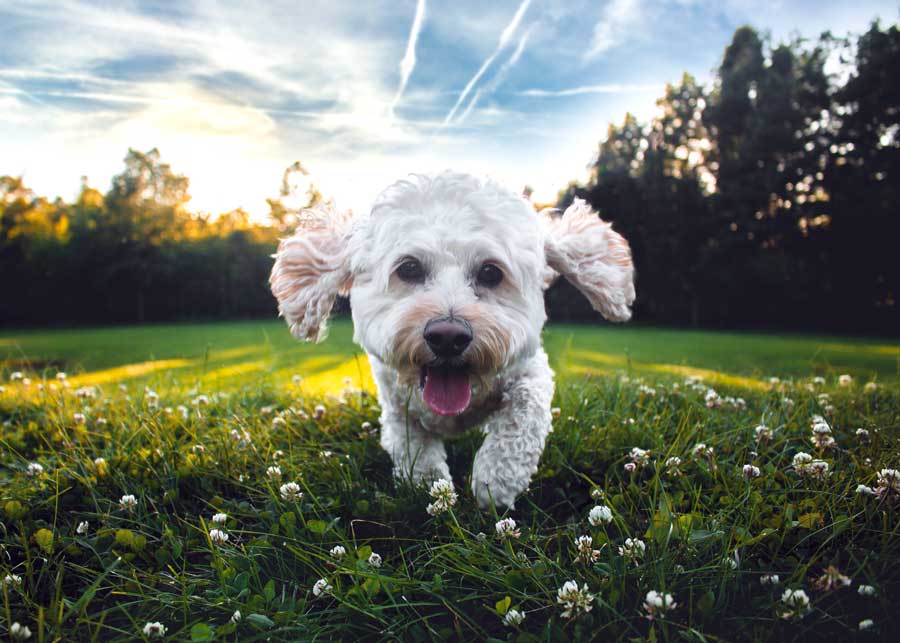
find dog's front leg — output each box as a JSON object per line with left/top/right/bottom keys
{"left": 380, "top": 411, "right": 451, "bottom": 485}
{"left": 471, "top": 353, "right": 555, "bottom": 510}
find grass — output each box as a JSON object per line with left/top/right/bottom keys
{"left": 0, "top": 320, "right": 898, "bottom": 641}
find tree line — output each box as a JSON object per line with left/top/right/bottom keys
{"left": 1, "top": 23, "right": 897, "bottom": 333}
{"left": 549, "top": 22, "right": 898, "bottom": 334}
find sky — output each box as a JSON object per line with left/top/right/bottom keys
{"left": 1, "top": 0, "right": 898, "bottom": 218}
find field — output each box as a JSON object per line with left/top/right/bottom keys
{"left": 0, "top": 320, "right": 898, "bottom": 641}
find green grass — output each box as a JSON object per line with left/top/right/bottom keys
{"left": 0, "top": 321, "right": 898, "bottom": 641}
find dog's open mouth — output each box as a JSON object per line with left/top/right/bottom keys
{"left": 420, "top": 363, "right": 471, "bottom": 416}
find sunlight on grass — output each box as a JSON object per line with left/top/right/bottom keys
{"left": 296, "top": 356, "right": 376, "bottom": 395}
{"left": 68, "top": 359, "right": 191, "bottom": 387}
{"left": 568, "top": 349, "right": 768, "bottom": 390}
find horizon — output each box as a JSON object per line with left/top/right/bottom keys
{"left": 2, "top": 0, "right": 898, "bottom": 218}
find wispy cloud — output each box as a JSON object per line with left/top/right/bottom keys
{"left": 441, "top": 0, "right": 531, "bottom": 127}
{"left": 518, "top": 83, "right": 663, "bottom": 97}
{"left": 389, "top": 0, "right": 427, "bottom": 120}
{"left": 584, "top": 0, "right": 642, "bottom": 59}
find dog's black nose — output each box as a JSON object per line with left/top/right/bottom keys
{"left": 424, "top": 317, "right": 473, "bottom": 358}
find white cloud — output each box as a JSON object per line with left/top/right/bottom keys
{"left": 585, "top": 0, "right": 642, "bottom": 59}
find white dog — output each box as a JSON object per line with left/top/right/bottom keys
{"left": 270, "top": 171, "right": 634, "bottom": 509}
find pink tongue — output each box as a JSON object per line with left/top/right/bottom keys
{"left": 423, "top": 366, "right": 471, "bottom": 416}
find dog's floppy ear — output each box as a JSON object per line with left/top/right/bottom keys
{"left": 542, "top": 199, "right": 635, "bottom": 322}
{"left": 269, "top": 203, "right": 354, "bottom": 342}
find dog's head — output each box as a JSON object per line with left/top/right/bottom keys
{"left": 270, "top": 171, "right": 635, "bottom": 416}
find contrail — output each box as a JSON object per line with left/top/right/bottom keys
{"left": 388, "top": 0, "right": 427, "bottom": 120}
{"left": 441, "top": 0, "right": 531, "bottom": 127}
{"left": 518, "top": 83, "right": 663, "bottom": 97}
{"left": 455, "top": 23, "right": 534, "bottom": 126}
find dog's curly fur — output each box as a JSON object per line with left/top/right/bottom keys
{"left": 270, "top": 171, "right": 635, "bottom": 509}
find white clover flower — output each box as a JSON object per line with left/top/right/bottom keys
{"left": 177, "top": 405, "right": 189, "bottom": 420}
{"left": 665, "top": 456, "right": 683, "bottom": 477}
{"left": 272, "top": 450, "right": 284, "bottom": 461}
{"left": 94, "top": 456, "right": 106, "bottom": 466}
{"left": 73, "top": 412, "right": 86, "bottom": 425}
{"left": 574, "top": 535, "right": 601, "bottom": 564}
{"left": 792, "top": 452, "right": 813, "bottom": 475}
{"left": 814, "top": 565, "right": 851, "bottom": 591}
{"left": 209, "top": 528, "right": 229, "bottom": 545}
{"left": 426, "top": 478, "right": 458, "bottom": 516}
{"left": 864, "top": 382, "right": 877, "bottom": 393}
{"left": 292, "top": 374, "right": 303, "bottom": 385}
{"left": 705, "top": 388, "right": 722, "bottom": 408}
{"left": 856, "top": 428, "right": 870, "bottom": 441}
{"left": 3, "top": 574, "right": 22, "bottom": 586}
{"left": 590, "top": 488, "right": 605, "bottom": 501}
{"left": 0, "top": 385, "right": 4, "bottom": 393}
{"left": 330, "top": 545, "right": 347, "bottom": 561}
{"left": 856, "top": 484, "right": 875, "bottom": 497}
{"left": 782, "top": 397, "right": 795, "bottom": 408}
{"left": 692, "top": 443, "right": 715, "bottom": 464}
{"left": 628, "top": 447, "right": 651, "bottom": 468}
{"left": 312, "top": 404, "right": 326, "bottom": 420}
{"left": 838, "top": 374, "right": 853, "bottom": 387}
{"left": 643, "top": 590, "right": 677, "bottom": 620}
{"left": 10, "top": 623, "right": 32, "bottom": 640}
{"left": 551, "top": 407, "right": 561, "bottom": 419}
{"left": 279, "top": 482, "right": 303, "bottom": 501}
{"left": 56, "top": 372, "right": 67, "bottom": 381}
{"left": 875, "top": 468, "right": 900, "bottom": 501}
{"left": 230, "top": 610, "right": 241, "bottom": 624}
{"left": 312, "top": 578, "right": 332, "bottom": 597}
{"left": 618, "top": 537, "right": 646, "bottom": 563}
{"left": 780, "top": 588, "right": 811, "bottom": 620}
{"left": 76, "top": 521, "right": 89, "bottom": 535}
{"left": 857, "top": 584, "right": 877, "bottom": 597}
{"left": 192, "top": 444, "right": 205, "bottom": 454}
{"left": 495, "top": 518, "right": 521, "bottom": 539}
{"left": 760, "top": 574, "right": 780, "bottom": 586}
{"left": 192, "top": 394, "right": 210, "bottom": 406}
{"left": 368, "top": 552, "right": 382, "bottom": 568}
{"left": 212, "top": 513, "right": 228, "bottom": 525}
{"left": 360, "top": 421, "right": 373, "bottom": 432}
{"left": 266, "top": 465, "right": 282, "bottom": 480}
{"left": 557, "top": 580, "right": 594, "bottom": 618}
{"left": 10, "top": 371, "right": 24, "bottom": 381}
{"left": 22, "top": 378, "right": 31, "bottom": 386}
{"left": 502, "top": 608, "right": 525, "bottom": 627}
{"left": 742, "top": 464, "right": 761, "bottom": 479}
{"left": 271, "top": 416, "right": 286, "bottom": 427}
{"left": 588, "top": 505, "right": 613, "bottom": 526}
{"left": 145, "top": 390, "right": 159, "bottom": 408}
{"left": 26, "top": 462, "right": 44, "bottom": 477}
{"left": 96, "top": 417, "right": 108, "bottom": 426}
{"left": 638, "top": 384, "right": 656, "bottom": 396}
{"left": 119, "top": 494, "right": 137, "bottom": 511}
{"left": 812, "top": 376, "right": 825, "bottom": 385}
{"left": 142, "top": 622, "right": 166, "bottom": 638}
{"left": 623, "top": 462, "right": 636, "bottom": 473}
{"left": 859, "top": 618, "right": 874, "bottom": 631}
{"left": 754, "top": 425, "right": 773, "bottom": 443}
{"left": 807, "top": 460, "right": 830, "bottom": 480}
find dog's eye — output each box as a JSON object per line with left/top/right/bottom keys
{"left": 396, "top": 258, "right": 426, "bottom": 284}
{"left": 476, "top": 263, "right": 503, "bottom": 288}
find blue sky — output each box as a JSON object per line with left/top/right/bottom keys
{"left": 1, "top": 0, "right": 897, "bottom": 217}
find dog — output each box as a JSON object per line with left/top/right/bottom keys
{"left": 270, "top": 171, "right": 635, "bottom": 509}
